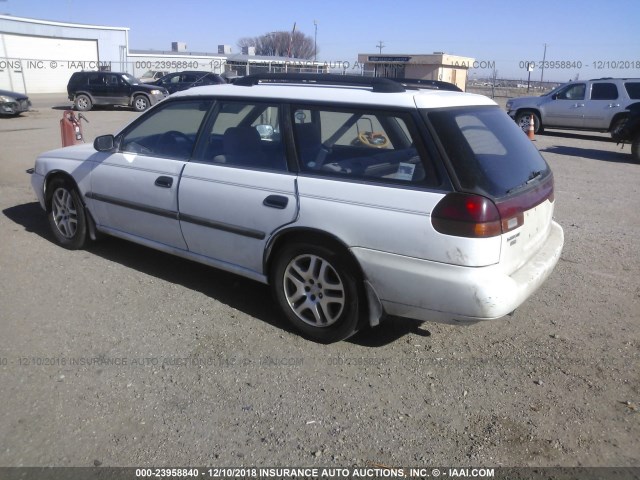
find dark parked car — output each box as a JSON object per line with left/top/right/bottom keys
{"left": 67, "top": 71, "right": 169, "bottom": 112}
{"left": 151, "top": 71, "right": 226, "bottom": 94}
{"left": 0, "top": 89, "right": 31, "bottom": 116}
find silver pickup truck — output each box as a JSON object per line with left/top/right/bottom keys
{"left": 506, "top": 78, "right": 640, "bottom": 134}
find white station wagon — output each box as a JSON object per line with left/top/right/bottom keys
{"left": 29, "top": 74, "right": 564, "bottom": 342}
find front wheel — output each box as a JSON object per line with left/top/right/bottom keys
{"left": 132, "top": 95, "right": 150, "bottom": 112}
{"left": 47, "top": 177, "right": 88, "bottom": 249}
{"left": 516, "top": 111, "right": 542, "bottom": 134}
{"left": 74, "top": 94, "right": 92, "bottom": 111}
{"left": 271, "top": 243, "right": 363, "bottom": 343}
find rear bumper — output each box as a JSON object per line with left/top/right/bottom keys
{"left": 353, "top": 220, "right": 564, "bottom": 324}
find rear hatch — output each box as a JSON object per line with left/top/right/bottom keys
{"left": 425, "top": 106, "right": 555, "bottom": 273}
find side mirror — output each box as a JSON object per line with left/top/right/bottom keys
{"left": 551, "top": 93, "right": 558, "bottom": 100}
{"left": 94, "top": 134, "right": 115, "bottom": 152}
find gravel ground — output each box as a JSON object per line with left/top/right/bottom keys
{"left": 0, "top": 95, "right": 638, "bottom": 469}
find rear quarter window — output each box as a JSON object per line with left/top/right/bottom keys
{"left": 426, "top": 106, "right": 550, "bottom": 198}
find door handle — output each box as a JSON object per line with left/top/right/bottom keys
{"left": 573, "top": 103, "right": 585, "bottom": 108}
{"left": 608, "top": 104, "right": 620, "bottom": 108}
{"left": 155, "top": 176, "right": 173, "bottom": 188}
{"left": 263, "top": 195, "right": 288, "bottom": 209}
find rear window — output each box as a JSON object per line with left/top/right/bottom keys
{"left": 426, "top": 106, "right": 550, "bottom": 198}
{"left": 625, "top": 82, "right": 640, "bottom": 99}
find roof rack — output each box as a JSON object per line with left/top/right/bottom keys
{"left": 398, "top": 78, "right": 462, "bottom": 92}
{"left": 233, "top": 73, "right": 407, "bottom": 93}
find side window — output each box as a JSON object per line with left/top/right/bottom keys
{"left": 292, "top": 105, "right": 437, "bottom": 185}
{"left": 105, "top": 74, "right": 119, "bottom": 86}
{"left": 624, "top": 82, "right": 640, "bottom": 99}
{"left": 557, "top": 83, "right": 585, "bottom": 100}
{"left": 88, "top": 74, "right": 103, "bottom": 86}
{"left": 201, "top": 101, "right": 287, "bottom": 171}
{"left": 120, "top": 100, "right": 212, "bottom": 159}
{"left": 591, "top": 83, "right": 618, "bottom": 100}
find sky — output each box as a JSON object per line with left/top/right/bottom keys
{"left": 2, "top": 0, "right": 640, "bottom": 82}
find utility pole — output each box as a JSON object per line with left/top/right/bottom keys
{"left": 314, "top": 20, "right": 318, "bottom": 62}
{"left": 376, "top": 41, "right": 385, "bottom": 54}
{"left": 540, "top": 43, "right": 547, "bottom": 85}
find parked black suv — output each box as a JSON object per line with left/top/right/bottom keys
{"left": 67, "top": 71, "right": 169, "bottom": 112}
{"left": 149, "top": 71, "right": 226, "bottom": 94}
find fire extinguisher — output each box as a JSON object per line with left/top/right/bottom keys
{"left": 60, "top": 110, "right": 89, "bottom": 147}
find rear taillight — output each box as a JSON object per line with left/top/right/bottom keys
{"left": 432, "top": 175, "right": 554, "bottom": 238}
{"left": 431, "top": 193, "right": 502, "bottom": 238}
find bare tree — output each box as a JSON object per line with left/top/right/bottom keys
{"left": 238, "top": 31, "right": 317, "bottom": 59}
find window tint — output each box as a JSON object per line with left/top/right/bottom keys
{"left": 200, "top": 101, "right": 287, "bottom": 171}
{"left": 120, "top": 100, "right": 212, "bottom": 159}
{"left": 591, "top": 83, "right": 618, "bottom": 100}
{"left": 292, "top": 106, "right": 437, "bottom": 186}
{"left": 427, "top": 106, "right": 550, "bottom": 198}
{"left": 88, "top": 74, "right": 103, "bottom": 86}
{"left": 625, "top": 82, "right": 640, "bottom": 99}
{"left": 557, "top": 83, "right": 585, "bottom": 100}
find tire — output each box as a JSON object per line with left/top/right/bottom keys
{"left": 47, "top": 177, "right": 88, "bottom": 250}
{"left": 610, "top": 116, "right": 628, "bottom": 138}
{"left": 516, "top": 110, "right": 542, "bottom": 134}
{"left": 74, "top": 94, "right": 92, "bottom": 111}
{"left": 132, "top": 95, "right": 150, "bottom": 112}
{"left": 271, "top": 242, "right": 363, "bottom": 343}
{"left": 631, "top": 135, "right": 640, "bottom": 163}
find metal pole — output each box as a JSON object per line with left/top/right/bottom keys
{"left": 540, "top": 43, "right": 547, "bottom": 85}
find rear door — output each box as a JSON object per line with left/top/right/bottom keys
{"left": 583, "top": 82, "right": 621, "bottom": 129}
{"left": 179, "top": 100, "right": 298, "bottom": 276}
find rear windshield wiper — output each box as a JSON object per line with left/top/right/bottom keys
{"left": 506, "top": 170, "right": 542, "bottom": 194}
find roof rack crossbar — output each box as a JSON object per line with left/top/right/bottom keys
{"left": 399, "top": 78, "right": 462, "bottom": 92}
{"left": 233, "top": 73, "right": 406, "bottom": 93}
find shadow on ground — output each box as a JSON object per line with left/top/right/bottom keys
{"left": 3, "top": 201, "right": 427, "bottom": 346}
{"left": 540, "top": 145, "right": 633, "bottom": 163}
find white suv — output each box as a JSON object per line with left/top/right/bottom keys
{"left": 29, "top": 74, "right": 564, "bottom": 343}
{"left": 507, "top": 77, "right": 640, "bottom": 134}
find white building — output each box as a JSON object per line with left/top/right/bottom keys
{"left": 0, "top": 15, "right": 128, "bottom": 94}
{"left": 0, "top": 15, "right": 326, "bottom": 94}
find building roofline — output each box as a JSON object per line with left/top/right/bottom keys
{"left": 0, "top": 14, "right": 129, "bottom": 31}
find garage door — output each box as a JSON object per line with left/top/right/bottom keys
{"left": 0, "top": 34, "right": 98, "bottom": 94}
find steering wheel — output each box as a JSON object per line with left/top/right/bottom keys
{"left": 157, "top": 130, "right": 192, "bottom": 157}
{"left": 357, "top": 131, "right": 389, "bottom": 148}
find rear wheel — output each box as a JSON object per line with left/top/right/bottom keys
{"left": 271, "top": 242, "right": 363, "bottom": 343}
{"left": 610, "top": 116, "right": 628, "bottom": 138}
{"left": 631, "top": 134, "right": 640, "bottom": 163}
{"left": 47, "top": 177, "right": 88, "bottom": 249}
{"left": 74, "top": 94, "right": 92, "bottom": 111}
{"left": 516, "top": 110, "right": 542, "bottom": 134}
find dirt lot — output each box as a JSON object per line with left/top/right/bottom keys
{"left": 0, "top": 94, "right": 638, "bottom": 470}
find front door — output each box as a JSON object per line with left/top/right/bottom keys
{"left": 88, "top": 99, "right": 213, "bottom": 249}
{"left": 543, "top": 82, "right": 586, "bottom": 128}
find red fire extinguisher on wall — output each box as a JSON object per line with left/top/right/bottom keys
{"left": 60, "top": 110, "right": 88, "bottom": 147}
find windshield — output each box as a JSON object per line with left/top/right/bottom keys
{"left": 122, "top": 73, "right": 140, "bottom": 85}
{"left": 425, "top": 106, "right": 550, "bottom": 198}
